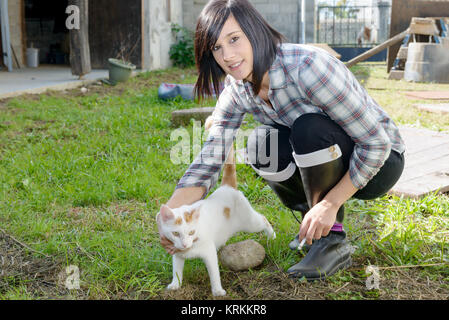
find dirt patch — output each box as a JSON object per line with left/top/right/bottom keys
{"left": 0, "top": 230, "right": 85, "bottom": 299}
{"left": 157, "top": 256, "right": 449, "bottom": 300}
{"left": 1, "top": 227, "right": 447, "bottom": 300}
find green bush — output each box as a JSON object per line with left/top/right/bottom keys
{"left": 169, "top": 24, "right": 195, "bottom": 68}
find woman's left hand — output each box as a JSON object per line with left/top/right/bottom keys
{"left": 298, "top": 200, "right": 339, "bottom": 245}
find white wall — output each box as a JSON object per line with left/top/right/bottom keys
{"left": 142, "top": 0, "right": 183, "bottom": 70}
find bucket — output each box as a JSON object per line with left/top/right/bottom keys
{"left": 26, "top": 48, "right": 39, "bottom": 68}
{"left": 404, "top": 43, "right": 449, "bottom": 83}
{"left": 107, "top": 58, "right": 136, "bottom": 84}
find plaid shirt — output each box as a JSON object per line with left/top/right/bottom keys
{"left": 176, "top": 43, "right": 405, "bottom": 193}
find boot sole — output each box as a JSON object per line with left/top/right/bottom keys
{"left": 289, "top": 256, "right": 353, "bottom": 282}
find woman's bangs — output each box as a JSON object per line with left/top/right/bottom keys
{"left": 205, "top": 10, "right": 230, "bottom": 50}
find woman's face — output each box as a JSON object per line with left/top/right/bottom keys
{"left": 212, "top": 15, "right": 254, "bottom": 82}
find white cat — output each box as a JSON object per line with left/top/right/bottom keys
{"left": 156, "top": 117, "right": 276, "bottom": 297}
{"left": 357, "top": 24, "right": 378, "bottom": 46}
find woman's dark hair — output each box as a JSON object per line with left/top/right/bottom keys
{"left": 194, "top": 0, "right": 285, "bottom": 100}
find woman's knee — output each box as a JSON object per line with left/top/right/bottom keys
{"left": 290, "top": 114, "right": 354, "bottom": 167}
{"left": 290, "top": 113, "right": 342, "bottom": 154}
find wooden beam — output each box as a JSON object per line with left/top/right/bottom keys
{"left": 345, "top": 29, "right": 409, "bottom": 69}
{"left": 21, "top": 0, "right": 25, "bottom": 67}
{"left": 69, "top": 0, "right": 91, "bottom": 78}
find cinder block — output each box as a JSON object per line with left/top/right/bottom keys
{"left": 388, "top": 70, "right": 404, "bottom": 80}
{"left": 171, "top": 107, "right": 215, "bottom": 126}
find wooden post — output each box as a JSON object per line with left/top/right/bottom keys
{"left": 69, "top": 0, "right": 91, "bottom": 79}
{"left": 0, "top": 0, "right": 13, "bottom": 71}
{"left": 345, "top": 29, "right": 409, "bottom": 69}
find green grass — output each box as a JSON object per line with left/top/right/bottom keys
{"left": 0, "top": 64, "right": 448, "bottom": 299}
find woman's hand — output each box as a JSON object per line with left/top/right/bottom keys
{"left": 159, "top": 234, "right": 180, "bottom": 255}
{"left": 298, "top": 171, "right": 358, "bottom": 245}
{"left": 156, "top": 215, "right": 180, "bottom": 255}
{"left": 157, "top": 186, "right": 206, "bottom": 255}
{"left": 298, "top": 200, "right": 339, "bottom": 245}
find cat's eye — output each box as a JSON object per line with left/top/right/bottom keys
{"left": 172, "top": 232, "right": 180, "bottom": 237}
{"left": 189, "top": 230, "right": 195, "bottom": 236}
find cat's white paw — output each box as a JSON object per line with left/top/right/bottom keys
{"left": 265, "top": 227, "right": 276, "bottom": 239}
{"left": 167, "top": 282, "right": 180, "bottom": 291}
{"left": 212, "top": 287, "right": 227, "bottom": 297}
{"left": 262, "top": 217, "right": 276, "bottom": 239}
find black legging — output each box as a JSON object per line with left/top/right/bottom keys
{"left": 247, "top": 113, "right": 405, "bottom": 200}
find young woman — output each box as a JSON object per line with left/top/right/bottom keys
{"left": 160, "top": 0, "right": 405, "bottom": 280}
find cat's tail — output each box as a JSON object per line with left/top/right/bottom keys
{"left": 205, "top": 115, "right": 237, "bottom": 189}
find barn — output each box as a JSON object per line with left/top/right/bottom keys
{"left": 0, "top": 0, "right": 182, "bottom": 73}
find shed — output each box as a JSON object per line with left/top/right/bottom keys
{"left": 0, "top": 0, "right": 182, "bottom": 72}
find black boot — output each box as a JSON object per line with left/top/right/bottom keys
{"left": 288, "top": 147, "right": 352, "bottom": 280}
{"left": 287, "top": 231, "right": 353, "bottom": 281}
{"left": 261, "top": 167, "right": 312, "bottom": 251}
{"left": 263, "top": 167, "right": 309, "bottom": 213}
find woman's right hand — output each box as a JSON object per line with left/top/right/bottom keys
{"left": 157, "top": 186, "right": 206, "bottom": 255}
{"left": 156, "top": 214, "right": 180, "bottom": 255}
{"left": 159, "top": 234, "right": 180, "bottom": 255}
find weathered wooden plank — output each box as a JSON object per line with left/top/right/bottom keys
{"left": 404, "top": 91, "right": 449, "bottom": 100}
{"left": 69, "top": 0, "right": 91, "bottom": 78}
{"left": 399, "top": 127, "right": 449, "bottom": 154}
{"left": 398, "top": 157, "right": 449, "bottom": 182}
{"left": 390, "top": 171, "right": 449, "bottom": 198}
{"left": 404, "top": 143, "right": 449, "bottom": 167}
{"left": 414, "top": 103, "right": 449, "bottom": 114}
{"left": 389, "top": 126, "right": 449, "bottom": 198}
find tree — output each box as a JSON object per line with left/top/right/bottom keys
{"left": 334, "top": 0, "right": 359, "bottom": 19}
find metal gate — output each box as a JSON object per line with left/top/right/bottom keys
{"left": 316, "top": 3, "right": 391, "bottom": 47}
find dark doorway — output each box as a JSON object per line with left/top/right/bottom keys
{"left": 24, "top": 0, "right": 70, "bottom": 65}
{"left": 89, "top": 0, "right": 142, "bottom": 69}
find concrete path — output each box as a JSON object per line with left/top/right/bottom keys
{"left": 0, "top": 65, "right": 108, "bottom": 99}
{"left": 390, "top": 126, "right": 449, "bottom": 198}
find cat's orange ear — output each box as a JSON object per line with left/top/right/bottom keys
{"left": 160, "top": 205, "right": 175, "bottom": 222}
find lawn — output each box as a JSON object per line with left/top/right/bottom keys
{"left": 0, "top": 63, "right": 448, "bottom": 300}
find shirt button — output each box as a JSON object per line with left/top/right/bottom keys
{"left": 328, "top": 146, "right": 336, "bottom": 153}
{"left": 331, "top": 152, "right": 339, "bottom": 159}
